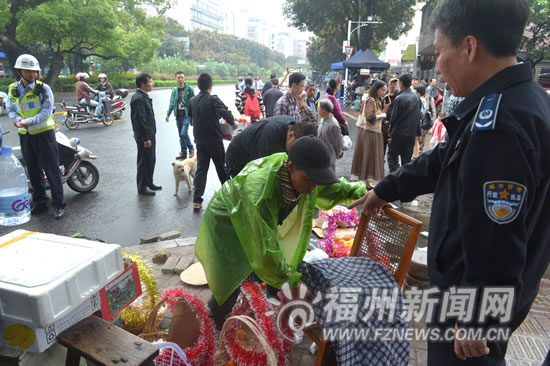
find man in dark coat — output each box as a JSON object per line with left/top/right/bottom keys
{"left": 130, "top": 73, "right": 160, "bottom": 196}
{"left": 350, "top": 0, "right": 550, "bottom": 364}
{"left": 225, "top": 115, "right": 317, "bottom": 178}
{"left": 188, "top": 72, "right": 235, "bottom": 209}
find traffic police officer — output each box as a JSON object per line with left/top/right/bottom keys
{"left": 6, "top": 54, "right": 65, "bottom": 219}
{"left": 350, "top": 0, "right": 550, "bottom": 364}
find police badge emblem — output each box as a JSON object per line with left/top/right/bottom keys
{"left": 483, "top": 181, "right": 527, "bottom": 224}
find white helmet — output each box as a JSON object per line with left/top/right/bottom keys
{"left": 98, "top": 73, "right": 107, "bottom": 80}
{"left": 75, "top": 72, "right": 90, "bottom": 81}
{"left": 14, "top": 54, "right": 40, "bottom": 71}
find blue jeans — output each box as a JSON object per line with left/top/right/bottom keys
{"left": 79, "top": 94, "right": 103, "bottom": 118}
{"left": 176, "top": 116, "right": 193, "bottom": 154}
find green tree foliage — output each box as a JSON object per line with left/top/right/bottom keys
{"left": 187, "top": 29, "right": 285, "bottom": 71}
{"left": 0, "top": 0, "right": 169, "bottom": 86}
{"left": 284, "top": 0, "right": 416, "bottom": 72}
{"left": 158, "top": 18, "right": 187, "bottom": 57}
{"left": 520, "top": 0, "right": 550, "bottom": 68}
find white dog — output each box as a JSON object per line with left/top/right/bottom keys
{"left": 172, "top": 156, "right": 197, "bottom": 196}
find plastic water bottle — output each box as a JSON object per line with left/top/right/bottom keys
{"left": 0, "top": 146, "right": 31, "bottom": 226}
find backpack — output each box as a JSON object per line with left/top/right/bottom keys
{"left": 244, "top": 91, "right": 261, "bottom": 120}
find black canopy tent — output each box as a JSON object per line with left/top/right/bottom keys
{"left": 342, "top": 48, "right": 390, "bottom": 71}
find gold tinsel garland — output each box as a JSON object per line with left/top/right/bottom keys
{"left": 120, "top": 252, "right": 161, "bottom": 333}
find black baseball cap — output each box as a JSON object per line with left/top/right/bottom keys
{"left": 288, "top": 135, "right": 339, "bottom": 185}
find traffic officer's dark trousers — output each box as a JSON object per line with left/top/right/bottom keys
{"left": 387, "top": 134, "right": 415, "bottom": 172}
{"left": 20, "top": 129, "right": 65, "bottom": 210}
{"left": 193, "top": 140, "right": 229, "bottom": 204}
{"left": 135, "top": 136, "right": 156, "bottom": 192}
{"left": 427, "top": 296, "right": 532, "bottom": 365}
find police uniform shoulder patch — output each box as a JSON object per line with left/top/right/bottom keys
{"left": 483, "top": 181, "right": 527, "bottom": 224}
{"left": 471, "top": 93, "right": 502, "bottom": 132}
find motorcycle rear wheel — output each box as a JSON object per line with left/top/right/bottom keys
{"left": 103, "top": 111, "right": 113, "bottom": 126}
{"left": 67, "top": 161, "right": 100, "bottom": 192}
{"left": 65, "top": 116, "right": 79, "bottom": 130}
{"left": 113, "top": 111, "right": 122, "bottom": 120}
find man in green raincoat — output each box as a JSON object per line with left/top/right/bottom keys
{"left": 194, "top": 136, "right": 366, "bottom": 328}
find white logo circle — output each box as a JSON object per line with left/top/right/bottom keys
{"left": 479, "top": 109, "right": 493, "bottom": 120}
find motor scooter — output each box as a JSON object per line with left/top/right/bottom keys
{"left": 61, "top": 90, "right": 127, "bottom": 130}
{"left": 13, "top": 130, "right": 100, "bottom": 193}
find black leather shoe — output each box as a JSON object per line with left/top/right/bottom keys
{"left": 54, "top": 208, "right": 64, "bottom": 219}
{"left": 149, "top": 184, "right": 162, "bottom": 191}
{"left": 138, "top": 188, "right": 156, "bottom": 196}
{"left": 31, "top": 206, "right": 48, "bottom": 215}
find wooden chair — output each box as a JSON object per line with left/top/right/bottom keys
{"left": 305, "top": 206, "right": 422, "bottom": 366}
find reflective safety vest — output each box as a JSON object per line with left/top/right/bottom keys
{"left": 8, "top": 81, "right": 55, "bottom": 135}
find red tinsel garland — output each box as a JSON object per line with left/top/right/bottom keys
{"left": 227, "top": 281, "right": 292, "bottom": 366}
{"left": 160, "top": 288, "right": 216, "bottom": 366}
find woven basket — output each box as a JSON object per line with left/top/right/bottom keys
{"left": 214, "top": 315, "right": 277, "bottom": 366}
{"left": 138, "top": 298, "right": 168, "bottom": 342}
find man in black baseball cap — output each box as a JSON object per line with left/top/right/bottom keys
{"left": 288, "top": 135, "right": 339, "bottom": 189}
{"left": 195, "top": 134, "right": 367, "bottom": 329}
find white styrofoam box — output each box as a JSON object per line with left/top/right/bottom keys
{"left": 0, "top": 293, "right": 101, "bottom": 353}
{"left": 0, "top": 230, "right": 123, "bottom": 328}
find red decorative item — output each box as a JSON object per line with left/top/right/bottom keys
{"left": 160, "top": 288, "right": 217, "bottom": 366}
{"left": 318, "top": 208, "right": 360, "bottom": 257}
{"left": 227, "top": 282, "right": 292, "bottom": 366}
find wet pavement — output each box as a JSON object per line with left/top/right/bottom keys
{"left": 0, "top": 84, "right": 245, "bottom": 245}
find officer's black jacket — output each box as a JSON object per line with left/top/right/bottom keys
{"left": 130, "top": 89, "right": 156, "bottom": 142}
{"left": 225, "top": 115, "right": 295, "bottom": 176}
{"left": 375, "top": 63, "right": 550, "bottom": 325}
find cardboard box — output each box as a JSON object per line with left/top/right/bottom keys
{"left": 0, "top": 294, "right": 100, "bottom": 353}
{"left": 96, "top": 262, "right": 142, "bottom": 322}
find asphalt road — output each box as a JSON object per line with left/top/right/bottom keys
{"left": 0, "top": 84, "right": 434, "bottom": 246}
{"left": 0, "top": 84, "right": 251, "bottom": 245}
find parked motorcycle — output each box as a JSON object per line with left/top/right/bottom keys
{"left": 111, "top": 89, "right": 128, "bottom": 120}
{"left": 13, "top": 131, "right": 99, "bottom": 193}
{"left": 61, "top": 90, "right": 127, "bottom": 130}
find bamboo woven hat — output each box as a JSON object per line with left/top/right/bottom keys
{"left": 180, "top": 262, "right": 208, "bottom": 286}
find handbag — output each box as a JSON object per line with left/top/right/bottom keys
{"left": 355, "top": 106, "right": 364, "bottom": 127}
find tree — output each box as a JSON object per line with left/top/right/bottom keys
{"left": 158, "top": 18, "right": 187, "bottom": 58}
{"left": 0, "top": 0, "right": 169, "bottom": 86}
{"left": 284, "top": 0, "right": 416, "bottom": 72}
{"left": 520, "top": 0, "right": 550, "bottom": 69}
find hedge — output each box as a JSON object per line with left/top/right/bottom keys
{"left": 0, "top": 73, "right": 235, "bottom": 93}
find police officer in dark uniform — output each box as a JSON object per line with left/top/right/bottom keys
{"left": 350, "top": 0, "right": 550, "bottom": 364}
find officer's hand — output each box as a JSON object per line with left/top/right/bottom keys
{"left": 454, "top": 324, "right": 490, "bottom": 360}
{"left": 15, "top": 119, "right": 29, "bottom": 129}
{"left": 347, "top": 189, "right": 386, "bottom": 217}
{"left": 144, "top": 140, "right": 152, "bottom": 148}
{"left": 165, "top": 116, "right": 169, "bottom": 123}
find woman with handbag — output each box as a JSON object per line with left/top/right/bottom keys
{"left": 351, "top": 80, "right": 390, "bottom": 182}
